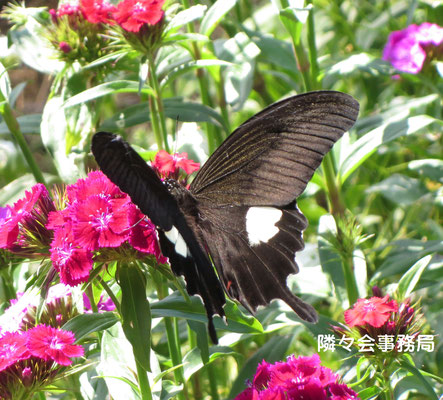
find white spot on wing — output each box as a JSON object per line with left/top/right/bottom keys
{"left": 246, "top": 207, "right": 282, "bottom": 246}
{"left": 165, "top": 227, "right": 188, "bottom": 257}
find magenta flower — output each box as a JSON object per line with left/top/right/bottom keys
{"left": 26, "top": 325, "right": 84, "bottom": 366}
{"left": 234, "top": 354, "right": 359, "bottom": 400}
{"left": 0, "top": 332, "right": 30, "bottom": 372}
{"left": 383, "top": 23, "right": 443, "bottom": 73}
{"left": 50, "top": 225, "right": 93, "bottom": 286}
{"left": 72, "top": 195, "right": 132, "bottom": 250}
{"left": 0, "top": 184, "right": 55, "bottom": 252}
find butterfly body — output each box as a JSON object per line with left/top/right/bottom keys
{"left": 91, "top": 91, "right": 359, "bottom": 343}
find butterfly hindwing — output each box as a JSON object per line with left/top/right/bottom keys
{"left": 196, "top": 200, "right": 317, "bottom": 322}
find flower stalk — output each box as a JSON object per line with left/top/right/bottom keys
{"left": 0, "top": 92, "right": 46, "bottom": 186}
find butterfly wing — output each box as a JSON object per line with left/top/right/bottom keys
{"left": 91, "top": 132, "right": 226, "bottom": 343}
{"left": 190, "top": 91, "right": 359, "bottom": 321}
{"left": 191, "top": 91, "right": 359, "bottom": 206}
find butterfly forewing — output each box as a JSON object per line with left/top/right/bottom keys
{"left": 190, "top": 91, "right": 359, "bottom": 206}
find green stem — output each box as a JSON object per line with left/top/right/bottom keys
{"left": 136, "top": 359, "right": 153, "bottom": 400}
{"left": 148, "top": 54, "right": 170, "bottom": 153}
{"left": 97, "top": 275, "right": 121, "bottom": 315}
{"left": 306, "top": 5, "right": 320, "bottom": 89}
{"left": 152, "top": 270, "right": 186, "bottom": 400}
{"left": 181, "top": 0, "right": 224, "bottom": 152}
{"left": 206, "top": 363, "right": 220, "bottom": 400}
{"left": 0, "top": 93, "right": 46, "bottom": 186}
{"left": 322, "top": 154, "right": 345, "bottom": 217}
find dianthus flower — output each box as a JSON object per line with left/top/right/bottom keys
{"left": 113, "top": 0, "right": 164, "bottom": 32}
{"left": 26, "top": 325, "right": 84, "bottom": 366}
{"left": 46, "top": 170, "right": 165, "bottom": 285}
{"left": 234, "top": 354, "right": 359, "bottom": 399}
{"left": 383, "top": 22, "right": 443, "bottom": 73}
{"left": 0, "top": 184, "right": 55, "bottom": 253}
{"left": 80, "top": 0, "right": 116, "bottom": 24}
{"left": 344, "top": 295, "right": 398, "bottom": 328}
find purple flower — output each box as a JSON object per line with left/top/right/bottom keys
{"left": 383, "top": 23, "right": 443, "bottom": 74}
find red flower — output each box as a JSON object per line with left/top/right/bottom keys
{"left": 0, "top": 332, "right": 30, "bottom": 372}
{"left": 113, "top": 0, "right": 164, "bottom": 32}
{"left": 50, "top": 225, "right": 93, "bottom": 286}
{"left": 80, "top": 0, "right": 117, "bottom": 24}
{"left": 26, "top": 325, "right": 83, "bottom": 366}
{"left": 72, "top": 195, "right": 132, "bottom": 250}
{"left": 153, "top": 150, "right": 200, "bottom": 176}
{"left": 344, "top": 295, "right": 398, "bottom": 328}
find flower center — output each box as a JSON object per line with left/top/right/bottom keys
{"left": 362, "top": 300, "right": 376, "bottom": 312}
{"left": 92, "top": 212, "right": 112, "bottom": 230}
{"left": 134, "top": 2, "right": 146, "bottom": 13}
{"left": 49, "top": 336, "right": 63, "bottom": 350}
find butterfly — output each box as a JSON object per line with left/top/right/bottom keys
{"left": 91, "top": 90, "right": 359, "bottom": 343}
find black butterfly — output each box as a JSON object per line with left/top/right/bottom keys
{"left": 91, "top": 90, "right": 359, "bottom": 343}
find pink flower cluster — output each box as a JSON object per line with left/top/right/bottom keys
{"left": 234, "top": 354, "right": 359, "bottom": 400}
{"left": 47, "top": 171, "right": 165, "bottom": 285}
{"left": 50, "top": 0, "right": 165, "bottom": 33}
{"left": 0, "top": 171, "right": 166, "bottom": 287}
{"left": 0, "top": 326, "right": 83, "bottom": 398}
{"left": 383, "top": 22, "right": 443, "bottom": 74}
{"left": 0, "top": 184, "right": 54, "bottom": 253}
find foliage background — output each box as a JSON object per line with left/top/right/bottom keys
{"left": 0, "top": 0, "right": 442, "bottom": 399}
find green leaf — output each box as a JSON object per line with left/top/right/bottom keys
{"left": 119, "top": 263, "right": 152, "bottom": 372}
{"left": 164, "top": 5, "right": 207, "bottom": 33}
{"left": 370, "top": 240, "right": 443, "bottom": 284}
{"left": 62, "top": 312, "right": 119, "bottom": 342}
{"left": 366, "top": 174, "right": 428, "bottom": 206}
{"left": 100, "top": 99, "right": 225, "bottom": 131}
{"left": 8, "top": 13, "right": 63, "bottom": 74}
{"left": 396, "top": 255, "right": 432, "bottom": 300}
{"left": 0, "top": 114, "right": 41, "bottom": 135}
{"left": 397, "top": 359, "right": 439, "bottom": 400}
{"left": 409, "top": 159, "right": 443, "bottom": 183}
{"left": 200, "top": 0, "right": 237, "bottom": 37}
{"left": 160, "top": 59, "right": 231, "bottom": 90}
{"left": 182, "top": 345, "right": 239, "bottom": 382}
{"left": 0, "top": 61, "right": 11, "bottom": 100}
{"left": 214, "top": 32, "right": 260, "bottom": 110}
{"left": 98, "top": 325, "right": 142, "bottom": 400}
{"left": 63, "top": 81, "right": 153, "bottom": 108}
{"left": 340, "top": 115, "right": 437, "bottom": 182}
{"left": 158, "top": 380, "right": 183, "bottom": 400}
{"left": 357, "top": 387, "right": 382, "bottom": 400}
{"left": 40, "top": 96, "right": 81, "bottom": 182}
{"left": 151, "top": 292, "right": 262, "bottom": 334}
